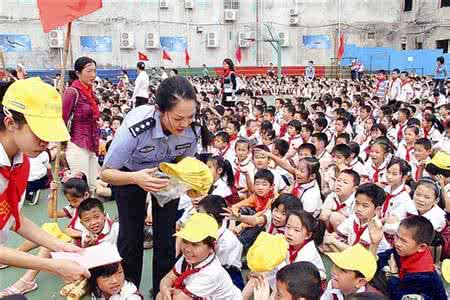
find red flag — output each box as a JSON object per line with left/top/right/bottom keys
{"left": 162, "top": 49, "right": 172, "bottom": 62}
{"left": 37, "top": 0, "right": 102, "bottom": 33}
{"left": 337, "top": 32, "right": 345, "bottom": 63}
{"left": 138, "top": 51, "right": 149, "bottom": 61}
{"left": 185, "top": 48, "right": 190, "bottom": 66}
{"left": 235, "top": 47, "right": 242, "bottom": 64}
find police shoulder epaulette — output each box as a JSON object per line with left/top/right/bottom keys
{"left": 129, "top": 117, "right": 156, "bottom": 137}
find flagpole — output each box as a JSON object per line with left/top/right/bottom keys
{"left": 0, "top": 50, "right": 6, "bottom": 79}
{"left": 338, "top": 0, "right": 342, "bottom": 79}
{"left": 53, "top": 21, "right": 72, "bottom": 222}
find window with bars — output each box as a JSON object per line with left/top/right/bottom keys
{"left": 224, "top": 0, "right": 239, "bottom": 9}
{"left": 404, "top": 0, "right": 413, "bottom": 11}
{"left": 441, "top": 0, "right": 450, "bottom": 7}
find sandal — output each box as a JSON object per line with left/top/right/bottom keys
{"left": 0, "top": 278, "right": 38, "bottom": 297}
{"left": 0, "top": 264, "right": 8, "bottom": 269}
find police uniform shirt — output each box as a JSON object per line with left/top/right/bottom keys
{"left": 216, "top": 222, "right": 243, "bottom": 269}
{"left": 103, "top": 105, "right": 198, "bottom": 171}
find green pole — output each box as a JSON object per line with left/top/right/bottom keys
{"left": 277, "top": 41, "right": 282, "bottom": 81}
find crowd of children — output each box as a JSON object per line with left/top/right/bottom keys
{"left": 1, "top": 56, "right": 450, "bottom": 299}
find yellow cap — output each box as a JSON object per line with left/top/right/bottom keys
{"left": 443, "top": 259, "right": 450, "bottom": 283}
{"left": 427, "top": 151, "right": 450, "bottom": 171}
{"left": 247, "top": 232, "right": 288, "bottom": 273}
{"left": 160, "top": 157, "right": 213, "bottom": 194}
{"left": 175, "top": 213, "right": 218, "bottom": 243}
{"left": 3, "top": 77, "right": 70, "bottom": 142}
{"left": 326, "top": 244, "right": 377, "bottom": 281}
{"left": 41, "top": 222, "right": 72, "bottom": 242}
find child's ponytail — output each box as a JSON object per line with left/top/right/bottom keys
{"left": 207, "top": 156, "right": 234, "bottom": 187}
{"left": 288, "top": 210, "right": 326, "bottom": 247}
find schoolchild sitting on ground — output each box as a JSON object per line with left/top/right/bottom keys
{"left": 373, "top": 216, "right": 447, "bottom": 300}
{"left": 364, "top": 138, "right": 393, "bottom": 187}
{"left": 157, "top": 213, "right": 242, "bottom": 300}
{"left": 322, "top": 144, "right": 352, "bottom": 197}
{"left": 206, "top": 155, "right": 237, "bottom": 206}
{"left": 231, "top": 139, "right": 256, "bottom": 199}
{"left": 252, "top": 145, "right": 289, "bottom": 193}
{"left": 411, "top": 138, "right": 432, "bottom": 182}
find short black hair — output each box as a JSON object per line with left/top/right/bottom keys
{"left": 415, "top": 138, "right": 432, "bottom": 150}
{"left": 254, "top": 169, "right": 274, "bottom": 186}
{"left": 400, "top": 215, "right": 435, "bottom": 245}
{"left": 339, "top": 169, "right": 361, "bottom": 186}
{"left": 311, "top": 132, "right": 328, "bottom": 146}
{"left": 298, "top": 143, "right": 317, "bottom": 156}
{"left": 336, "top": 117, "right": 349, "bottom": 127}
{"left": 387, "top": 157, "right": 411, "bottom": 177}
{"left": 199, "top": 195, "right": 227, "bottom": 225}
{"left": 215, "top": 131, "right": 230, "bottom": 143}
{"left": 276, "top": 262, "right": 321, "bottom": 300}
{"left": 336, "top": 133, "right": 351, "bottom": 144}
{"left": 287, "top": 119, "right": 302, "bottom": 133}
{"left": 137, "top": 61, "right": 145, "bottom": 70}
{"left": 78, "top": 198, "right": 105, "bottom": 218}
{"left": 271, "top": 193, "right": 303, "bottom": 212}
{"left": 273, "top": 139, "right": 290, "bottom": 157}
{"left": 332, "top": 144, "right": 352, "bottom": 158}
{"left": 314, "top": 117, "right": 328, "bottom": 130}
{"left": 355, "top": 183, "right": 386, "bottom": 207}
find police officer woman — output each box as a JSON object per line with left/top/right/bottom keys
{"left": 100, "top": 76, "right": 205, "bottom": 297}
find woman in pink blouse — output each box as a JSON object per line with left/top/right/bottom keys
{"left": 63, "top": 57, "right": 100, "bottom": 194}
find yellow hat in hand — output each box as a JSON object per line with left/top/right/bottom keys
{"left": 160, "top": 157, "right": 213, "bottom": 194}
{"left": 442, "top": 259, "right": 450, "bottom": 283}
{"left": 3, "top": 77, "right": 70, "bottom": 142}
{"left": 41, "top": 222, "right": 72, "bottom": 242}
{"left": 175, "top": 213, "right": 218, "bottom": 243}
{"left": 326, "top": 244, "right": 377, "bottom": 281}
{"left": 427, "top": 151, "right": 450, "bottom": 171}
{"left": 247, "top": 232, "right": 288, "bottom": 273}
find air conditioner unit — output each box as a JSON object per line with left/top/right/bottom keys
{"left": 160, "top": 0, "right": 169, "bottom": 9}
{"left": 224, "top": 9, "right": 237, "bottom": 21}
{"left": 289, "top": 8, "right": 298, "bottom": 16}
{"left": 289, "top": 17, "right": 299, "bottom": 25}
{"left": 367, "top": 32, "right": 376, "bottom": 40}
{"left": 206, "top": 32, "right": 218, "bottom": 48}
{"left": 145, "top": 32, "right": 159, "bottom": 49}
{"left": 185, "top": 0, "right": 194, "bottom": 9}
{"left": 49, "top": 30, "right": 64, "bottom": 48}
{"left": 120, "top": 32, "right": 135, "bottom": 49}
{"left": 278, "top": 31, "right": 289, "bottom": 47}
{"left": 238, "top": 32, "right": 250, "bottom": 48}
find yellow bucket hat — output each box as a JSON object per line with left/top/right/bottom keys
{"left": 3, "top": 77, "right": 70, "bottom": 142}
{"left": 247, "top": 232, "right": 288, "bottom": 273}
{"left": 427, "top": 151, "right": 450, "bottom": 171}
{"left": 175, "top": 213, "right": 218, "bottom": 243}
{"left": 160, "top": 157, "right": 213, "bottom": 194}
{"left": 41, "top": 222, "right": 72, "bottom": 242}
{"left": 442, "top": 259, "right": 450, "bottom": 283}
{"left": 326, "top": 244, "right": 377, "bottom": 281}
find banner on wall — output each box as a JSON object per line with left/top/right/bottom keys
{"left": 302, "top": 35, "right": 330, "bottom": 49}
{"left": 159, "top": 37, "right": 187, "bottom": 53}
{"left": 0, "top": 34, "right": 32, "bottom": 52}
{"left": 80, "top": 36, "right": 112, "bottom": 52}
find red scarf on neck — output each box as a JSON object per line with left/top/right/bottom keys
{"left": 288, "top": 239, "right": 311, "bottom": 263}
{"left": 71, "top": 80, "right": 100, "bottom": 119}
{"left": 382, "top": 186, "right": 406, "bottom": 218}
{"left": 174, "top": 257, "right": 214, "bottom": 290}
{"left": 372, "top": 164, "right": 385, "bottom": 183}
{"left": 397, "top": 123, "right": 405, "bottom": 142}
{"left": 352, "top": 221, "right": 367, "bottom": 245}
{"left": 399, "top": 247, "right": 435, "bottom": 279}
{"left": 0, "top": 156, "right": 30, "bottom": 231}
{"left": 405, "top": 145, "right": 414, "bottom": 162}
{"left": 280, "top": 124, "right": 288, "bottom": 137}
{"left": 229, "top": 133, "right": 238, "bottom": 142}
{"left": 221, "top": 69, "right": 232, "bottom": 85}
{"left": 254, "top": 190, "right": 274, "bottom": 212}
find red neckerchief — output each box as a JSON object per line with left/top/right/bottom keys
{"left": 94, "top": 218, "right": 114, "bottom": 245}
{"left": 352, "top": 221, "right": 367, "bottom": 245}
{"left": 372, "top": 163, "right": 385, "bottom": 183}
{"left": 229, "top": 133, "right": 238, "bottom": 142}
{"left": 233, "top": 158, "right": 250, "bottom": 188}
{"left": 288, "top": 239, "right": 311, "bottom": 263}
{"left": 221, "top": 69, "right": 231, "bottom": 85}
{"left": 268, "top": 222, "right": 284, "bottom": 235}
{"left": 280, "top": 124, "right": 288, "bottom": 137}
{"left": 415, "top": 163, "right": 425, "bottom": 181}
{"left": 292, "top": 181, "right": 315, "bottom": 200}
{"left": 405, "top": 144, "right": 414, "bottom": 162}
{"left": 219, "top": 143, "right": 230, "bottom": 157}
{"left": 334, "top": 197, "right": 347, "bottom": 212}
{"left": 71, "top": 80, "right": 100, "bottom": 119}
{"left": 375, "top": 79, "right": 385, "bottom": 93}
{"left": 382, "top": 185, "right": 406, "bottom": 218}
{"left": 423, "top": 126, "right": 430, "bottom": 139}
{"left": 254, "top": 189, "right": 274, "bottom": 212}
{"left": 0, "top": 156, "right": 30, "bottom": 230}
{"left": 400, "top": 79, "right": 410, "bottom": 88}
{"left": 246, "top": 129, "right": 253, "bottom": 138}
{"left": 399, "top": 247, "right": 435, "bottom": 279}
{"left": 174, "top": 257, "right": 214, "bottom": 290}
{"left": 397, "top": 123, "right": 405, "bottom": 142}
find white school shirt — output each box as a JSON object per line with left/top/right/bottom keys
{"left": 395, "top": 141, "right": 415, "bottom": 163}
{"left": 292, "top": 180, "right": 323, "bottom": 218}
{"left": 323, "top": 192, "right": 355, "bottom": 217}
{"left": 382, "top": 184, "right": 417, "bottom": 235}
{"left": 173, "top": 255, "right": 242, "bottom": 300}
{"left": 399, "top": 82, "right": 414, "bottom": 103}
{"left": 93, "top": 281, "right": 142, "bottom": 300}
{"left": 421, "top": 205, "right": 446, "bottom": 232}
{"left": 423, "top": 126, "right": 442, "bottom": 145}
{"left": 388, "top": 78, "right": 401, "bottom": 100}
{"left": 216, "top": 222, "right": 243, "bottom": 269}
{"left": 320, "top": 281, "right": 367, "bottom": 300}
{"left": 285, "top": 135, "right": 303, "bottom": 159}
{"left": 337, "top": 214, "right": 391, "bottom": 253}
{"left": 349, "top": 158, "right": 369, "bottom": 178}
{"left": 0, "top": 148, "right": 26, "bottom": 245}
{"left": 28, "top": 151, "right": 49, "bottom": 181}
{"left": 211, "top": 178, "right": 233, "bottom": 199}
{"left": 81, "top": 218, "right": 119, "bottom": 246}
{"left": 364, "top": 155, "right": 391, "bottom": 185}
{"left": 386, "top": 126, "right": 398, "bottom": 147}
{"left": 231, "top": 157, "right": 255, "bottom": 191}
{"left": 410, "top": 158, "right": 431, "bottom": 182}
{"left": 317, "top": 150, "right": 332, "bottom": 171}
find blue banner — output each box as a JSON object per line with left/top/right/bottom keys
{"left": 159, "top": 37, "right": 187, "bottom": 52}
{"left": 302, "top": 35, "right": 330, "bottom": 49}
{"left": 80, "top": 36, "right": 112, "bottom": 52}
{"left": 0, "top": 34, "right": 32, "bottom": 52}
